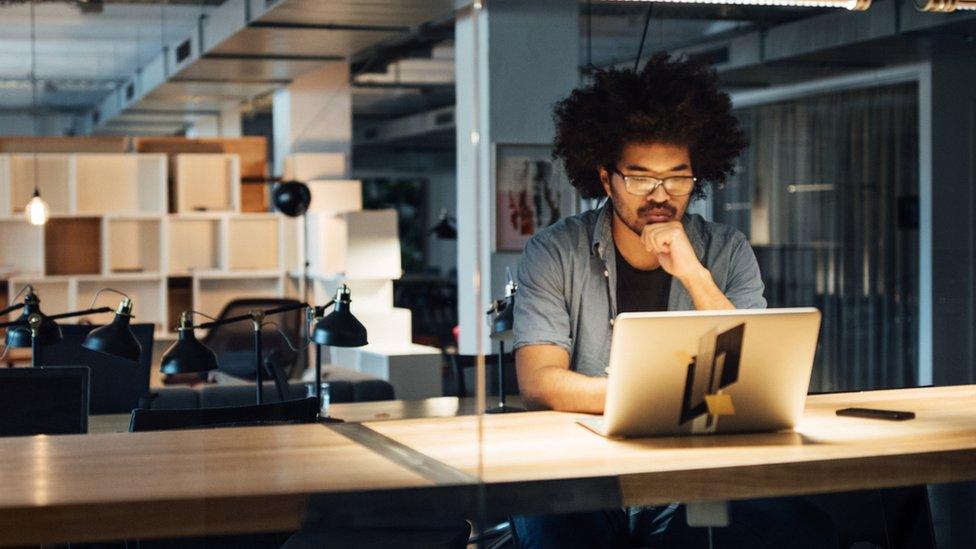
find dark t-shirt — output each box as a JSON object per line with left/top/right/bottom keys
{"left": 615, "top": 248, "right": 672, "bottom": 313}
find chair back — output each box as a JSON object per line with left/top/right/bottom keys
{"left": 448, "top": 352, "right": 518, "bottom": 398}
{"left": 34, "top": 323, "right": 153, "bottom": 414}
{"left": 128, "top": 396, "right": 319, "bottom": 432}
{"left": 202, "top": 298, "right": 305, "bottom": 379}
{"left": 0, "top": 366, "right": 89, "bottom": 436}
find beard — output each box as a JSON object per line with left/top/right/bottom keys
{"left": 609, "top": 192, "right": 678, "bottom": 236}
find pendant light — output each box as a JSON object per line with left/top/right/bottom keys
{"left": 25, "top": 0, "right": 49, "bottom": 227}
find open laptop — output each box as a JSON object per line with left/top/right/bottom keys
{"left": 578, "top": 308, "right": 821, "bottom": 438}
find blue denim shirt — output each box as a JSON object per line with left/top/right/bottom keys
{"left": 513, "top": 202, "right": 766, "bottom": 377}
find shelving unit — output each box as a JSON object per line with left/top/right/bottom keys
{"left": 1, "top": 152, "right": 298, "bottom": 336}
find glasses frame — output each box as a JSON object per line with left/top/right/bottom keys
{"left": 610, "top": 167, "right": 697, "bottom": 197}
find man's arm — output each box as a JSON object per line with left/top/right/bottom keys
{"left": 515, "top": 344, "right": 607, "bottom": 414}
{"left": 643, "top": 221, "right": 735, "bottom": 310}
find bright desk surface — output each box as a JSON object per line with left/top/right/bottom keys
{"left": 1, "top": 386, "right": 975, "bottom": 546}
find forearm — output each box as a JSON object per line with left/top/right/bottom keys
{"left": 521, "top": 365, "right": 607, "bottom": 414}
{"left": 680, "top": 268, "right": 735, "bottom": 311}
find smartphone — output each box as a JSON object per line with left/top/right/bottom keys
{"left": 836, "top": 407, "right": 915, "bottom": 421}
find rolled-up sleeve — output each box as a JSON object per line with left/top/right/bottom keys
{"left": 725, "top": 232, "right": 767, "bottom": 309}
{"left": 513, "top": 235, "right": 573, "bottom": 353}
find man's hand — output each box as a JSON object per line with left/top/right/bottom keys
{"left": 641, "top": 221, "right": 706, "bottom": 281}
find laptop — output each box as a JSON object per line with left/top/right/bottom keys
{"left": 578, "top": 308, "right": 821, "bottom": 438}
{"left": 0, "top": 366, "right": 90, "bottom": 436}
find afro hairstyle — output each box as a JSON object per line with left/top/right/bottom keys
{"left": 552, "top": 52, "right": 746, "bottom": 201}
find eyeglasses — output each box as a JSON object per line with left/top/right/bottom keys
{"left": 611, "top": 168, "right": 697, "bottom": 197}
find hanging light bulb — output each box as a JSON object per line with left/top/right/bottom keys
{"left": 25, "top": 189, "right": 49, "bottom": 226}
{"left": 25, "top": 1, "right": 48, "bottom": 227}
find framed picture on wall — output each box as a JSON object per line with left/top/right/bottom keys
{"left": 492, "top": 143, "right": 573, "bottom": 252}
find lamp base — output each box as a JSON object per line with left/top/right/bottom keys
{"left": 485, "top": 404, "right": 524, "bottom": 414}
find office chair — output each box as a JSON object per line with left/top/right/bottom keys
{"left": 128, "top": 396, "right": 319, "bottom": 432}
{"left": 202, "top": 298, "right": 306, "bottom": 400}
{"left": 34, "top": 323, "right": 154, "bottom": 415}
{"left": 448, "top": 352, "right": 519, "bottom": 398}
{"left": 0, "top": 367, "right": 90, "bottom": 436}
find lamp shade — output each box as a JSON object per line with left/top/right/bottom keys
{"left": 490, "top": 297, "right": 514, "bottom": 339}
{"left": 429, "top": 209, "right": 457, "bottom": 240}
{"left": 312, "top": 286, "right": 367, "bottom": 347}
{"left": 272, "top": 180, "right": 312, "bottom": 217}
{"left": 5, "top": 292, "right": 61, "bottom": 348}
{"left": 82, "top": 298, "right": 142, "bottom": 362}
{"left": 160, "top": 313, "right": 218, "bottom": 374}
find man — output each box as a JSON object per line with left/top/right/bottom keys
{"left": 511, "top": 53, "right": 834, "bottom": 548}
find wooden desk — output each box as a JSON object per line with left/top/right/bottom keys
{"left": 0, "top": 386, "right": 974, "bottom": 546}
{"left": 367, "top": 385, "right": 976, "bottom": 508}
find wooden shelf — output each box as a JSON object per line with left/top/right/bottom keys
{"left": 76, "top": 278, "right": 165, "bottom": 330}
{"left": 104, "top": 217, "right": 162, "bottom": 275}
{"left": 226, "top": 215, "right": 279, "bottom": 270}
{"left": 193, "top": 274, "right": 283, "bottom": 318}
{"left": 174, "top": 154, "right": 241, "bottom": 213}
{"left": 167, "top": 217, "right": 222, "bottom": 273}
{"left": 0, "top": 219, "right": 44, "bottom": 277}
{"left": 166, "top": 276, "right": 193, "bottom": 333}
{"left": 7, "top": 154, "right": 72, "bottom": 214}
{"left": 44, "top": 217, "right": 101, "bottom": 276}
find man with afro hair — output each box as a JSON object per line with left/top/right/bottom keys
{"left": 510, "top": 53, "right": 835, "bottom": 548}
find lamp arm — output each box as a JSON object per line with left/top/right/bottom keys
{"left": 197, "top": 302, "right": 311, "bottom": 330}
{"left": 0, "top": 319, "right": 27, "bottom": 329}
{"left": 46, "top": 307, "right": 114, "bottom": 322}
{"left": 0, "top": 302, "right": 25, "bottom": 317}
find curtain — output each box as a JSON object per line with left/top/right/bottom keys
{"left": 714, "top": 83, "right": 919, "bottom": 392}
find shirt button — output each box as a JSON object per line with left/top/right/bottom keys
{"left": 603, "top": 270, "right": 609, "bottom": 278}
{"left": 609, "top": 318, "right": 615, "bottom": 326}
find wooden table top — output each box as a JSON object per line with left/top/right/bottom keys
{"left": 1, "top": 386, "right": 975, "bottom": 546}
{"left": 365, "top": 385, "right": 976, "bottom": 506}
{"left": 0, "top": 423, "right": 431, "bottom": 545}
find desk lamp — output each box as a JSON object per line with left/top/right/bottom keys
{"left": 1, "top": 286, "right": 143, "bottom": 366}
{"left": 161, "top": 301, "right": 311, "bottom": 404}
{"left": 309, "top": 284, "right": 368, "bottom": 410}
{"left": 485, "top": 269, "right": 523, "bottom": 414}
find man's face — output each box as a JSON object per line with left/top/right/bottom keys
{"left": 599, "top": 142, "right": 694, "bottom": 236}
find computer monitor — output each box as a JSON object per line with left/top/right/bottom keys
{"left": 0, "top": 366, "right": 90, "bottom": 436}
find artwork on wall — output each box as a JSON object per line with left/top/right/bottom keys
{"left": 493, "top": 143, "right": 569, "bottom": 252}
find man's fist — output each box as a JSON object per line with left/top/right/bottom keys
{"left": 640, "top": 221, "right": 706, "bottom": 281}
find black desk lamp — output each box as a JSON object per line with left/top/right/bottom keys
{"left": 161, "top": 301, "right": 311, "bottom": 405}
{"left": 485, "top": 268, "right": 523, "bottom": 414}
{"left": 429, "top": 209, "right": 457, "bottom": 240}
{"left": 1, "top": 286, "right": 143, "bottom": 366}
{"left": 309, "top": 284, "right": 368, "bottom": 408}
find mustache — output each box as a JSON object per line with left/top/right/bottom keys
{"left": 637, "top": 201, "right": 676, "bottom": 217}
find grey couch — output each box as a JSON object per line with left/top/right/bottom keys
{"left": 144, "top": 365, "right": 395, "bottom": 409}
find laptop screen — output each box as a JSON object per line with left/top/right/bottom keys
{"left": 0, "top": 367, "right": 89, "bottom": 437}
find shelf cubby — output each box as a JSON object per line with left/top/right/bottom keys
{"left": 7, "top": 278, "right": 73, "bottom": 320}
{"left": 192, "top": 273, "right": 283, "bottom": 318}
{"left": 74, "top": 154, "right": 167, "bottom": 214}
{"left": 174, "top": 154, "right": 241, "bottom": 213}
{"left": 104, "top": 216, "right": 163, "bottom": 275}
{"left": 166, "top": 276, "right": 193, "bottom": 332}
{"left": 0, "top": 218, "right": 44, "bottom": 277}
{"left": 166, "top": 216, "right": 222, "bottom": 274}
{"left": 44, "top": 217, "right": 101, "bottom": 276}
{"left": 225, "top": 215, "right": 280, "bottom": 271}
{"left": 8, "top": 154, "right": 73, "bottom": 214}
{"left": 76, "top": 276, "right": 166, "bottom": 329}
